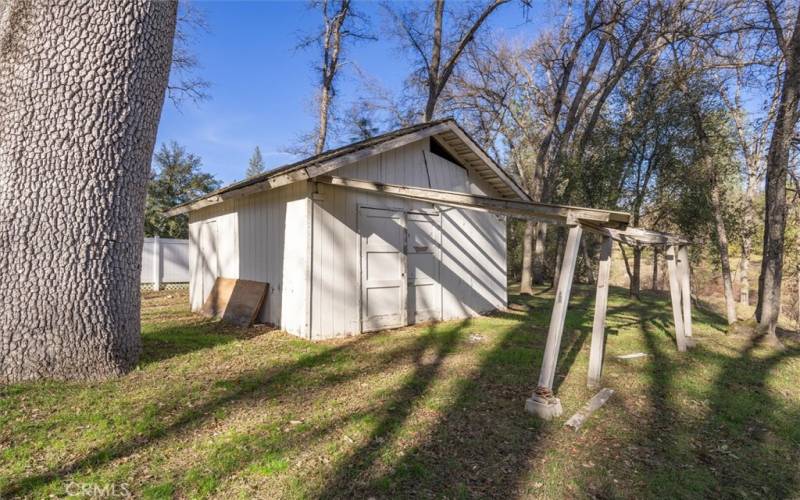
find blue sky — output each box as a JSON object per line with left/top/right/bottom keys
{"left": 154, "top": 1, "right": 543, "bottom": 184}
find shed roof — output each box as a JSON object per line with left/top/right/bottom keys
{"left": 166, "top": 118, "right": 529, "bottom": 216}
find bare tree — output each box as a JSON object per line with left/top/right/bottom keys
{"left": 168, "top": 1, "right": 211, "bottom": 107}
{"left": 0, "top": 0, "right": 177, "bottom": 381}
{"left": 669, "top": 40, "right": 740, "bottom": 324}
{"left": 388, "top": 0, "right": 511, "bottom": 122}
{"left": 302, "top": 0, "right": 371, "bottom": 154}
{"left": 754, "top": 0, "right": 800, "bottom": 341}
{"left": 718, "top": 68, "right": 779, "bottom": 307}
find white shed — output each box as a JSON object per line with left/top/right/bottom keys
{"left": 166, "top": 119, "right": 530, "bottom": 340}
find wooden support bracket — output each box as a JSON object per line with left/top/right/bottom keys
{"left": 588, "top": 236, "right": 612, "bottom": 388}
{"left": 537, "top": 224, "right": 583, "bottom": 390}
{"left": 666, "top": 246, "right": 688, "bottom": 352}
{"left": 677, "top": 245, "right": 693, "bottom": 340}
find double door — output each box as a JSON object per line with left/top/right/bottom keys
{"left": 359, "top": 206, "right": 441, "bottom": 332}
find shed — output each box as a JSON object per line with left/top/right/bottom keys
{"left": 167, "top": 119, "right": 693, "bottom": 419}
{"left": 167, "top": 119, "right": 529, "bottom": 340}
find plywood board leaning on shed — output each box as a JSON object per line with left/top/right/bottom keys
{"left": 201, "top": 277, "right": 269, "bottom": 327}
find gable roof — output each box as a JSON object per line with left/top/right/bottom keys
{"left": 165, "top": 119, "right": 529, "bottom": 216}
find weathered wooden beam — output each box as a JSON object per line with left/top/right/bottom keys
{"left": 677, "top": 245, "right": 693, "bottom": 339}
{"left": 580, "top": 222, "right": 690, "bottom": 246}
{"left": 588, "top": 236, "right": 612, "bottom": 388}
{"left": 564, "top": 388, "right": 615, "bottom": 431}
{"left": 538, "top": 224, "right": 583, "bottom": 390}
{"left": 317, "top": 176, "right": 630, "bottom": 227}
{"left": 525, "top": 224, "right": 583, "bottom": 419}
{"left": 666, "top": 246, "right": 688, "bottom": 352}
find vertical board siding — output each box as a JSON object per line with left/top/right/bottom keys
{"left": 311, "top": 139, "right": 507, "bottom": 339}
{"left": 188, "top": 182, "right": 308, "bottom": 336}
{"left": 189, "top": 137, "right": 507, "bottom": 340}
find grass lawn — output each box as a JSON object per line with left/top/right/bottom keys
{"left": 2, "top": 286, "right": 799, "bottom": 499}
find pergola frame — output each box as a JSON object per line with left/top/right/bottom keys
{"left": 314, "top": 176, "right": 693, "bottom": 419}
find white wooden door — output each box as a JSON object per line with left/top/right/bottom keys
{"left": 406, "top": 211, "right": 442, "bottom": 323}
{"left": 359, "top": 207, "right": 406, "bottom": 332}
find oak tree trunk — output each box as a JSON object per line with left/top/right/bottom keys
{"left": 739, "top": 181, "right": 756, "bottom": 306}
{"left": 0, "top": 0, "right": 177, "bottom": 382}
{"left": 316, "top": 84, "right": 331, "bottom": 154}
{"left": 739, "top": 244, "right": 751, "bottom": 305}
{"left": 710, "top": 181, "right": 738, "bottom": 325}
{"left": 756, "top": 5, "right": 800, "bottom": 340}
{"left": 314, "top": 0, "right": 350, "bottom": 155}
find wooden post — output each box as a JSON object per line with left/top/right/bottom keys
{"left": 537, "top": 224, "right": 583, "bottom": 390}
{"left": 666, "top": 245, "right": 687, "bottom": 352}
{"left": 588, "top": 236, "right": 612, "bottom": 388}
{"left": 677, "top": 245, "right": 693, "bottom": 339}
{"left": 153, "top": 235, "right": 161, "bottom": 291}
{"left": 652, "top": 248, "right": 659, "bottom": 291}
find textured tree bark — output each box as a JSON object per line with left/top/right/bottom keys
{"left": 710, "top": 181, "right": 738, "bottom": 325}
{"left": 316, "top": 84, "right": 332, "bottom": 155}
{"left": 756, "top": 4, "right": 800, "bottom": 341}
{"left": 519, "top": 220, "right": 535, "bottom": 294}
{"left": 739, "top": 241, "right": 751, "bottom": 305}
{"left": 0, "top": 1, "right": 177, "bottom": 382}
{"left": 739, "top": 176, "right": 757, "bottom": 306}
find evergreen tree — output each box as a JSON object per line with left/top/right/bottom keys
{"left": 246, "top": 146, "right": 266, "bottom": 178}
{"left": 145, "top": 142, "right": 220, "bottom": 239}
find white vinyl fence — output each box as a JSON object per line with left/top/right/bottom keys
{"left": 141, "top": 236, "right": 190, "bottom": 290}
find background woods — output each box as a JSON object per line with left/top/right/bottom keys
{"left": 368, "top": 0, "right": 799, "bottom": 333}
{"left": 161, "top": 0, "right": 800, "bottom": 332}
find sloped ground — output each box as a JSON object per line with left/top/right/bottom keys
{"left": 1, "top": 286, "right": 799, "bottom": 498}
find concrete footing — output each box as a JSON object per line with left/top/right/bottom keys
{"left": 525, "top": 394, "right": 563, "bottom": 419}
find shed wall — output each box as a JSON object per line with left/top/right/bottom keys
{"left": 310, "top": 139, "right": 507, "bottom": 339}
{"left": 188, "top": 182, "right": 309, "bottom": 335}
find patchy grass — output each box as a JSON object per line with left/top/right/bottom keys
{"left": 1, "top": 287, "right": 799, "bottom": 498}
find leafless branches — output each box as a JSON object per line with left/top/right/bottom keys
{"left": 385, "top": 0, "right": 514, "bottom": 122}
{"left": 300, "top": 0, "right": 374, "bottom": 154}
{"left": 168, "top": 1, "right": 211, "bottom": 108}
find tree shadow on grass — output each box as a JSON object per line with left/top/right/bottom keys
{"left": 1, "top": 326, "right": 464, "bottom": 497}
{"left": 4, "top": 286, "right": 604, "bottom": 499}
{"left": 686, "top": 340, "right": 800, "bottom": 497}
{"left": 317, "top": 290, "right": 597, "bottom": 498}
{"left": 138, "top": 321, "right": 272, "bottom": 366}
{"left": 577, "top": 289, "right": 800, "bottom": 498}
